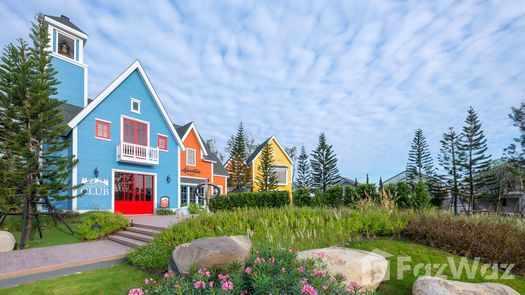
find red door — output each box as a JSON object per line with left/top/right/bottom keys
{"left": 114, "top": 172, "right": 154, "bottom": 214}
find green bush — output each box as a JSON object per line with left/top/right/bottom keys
{"left": 292, "top": 188, "right": 314, "bottom": 206}
{"left": 188, "top": 203, "right": 205, "bottom": 214}
{"left": 155, "top": 208, "right": 177, "bottom": 215}
{"left": 77, "top": 211, "right": 129, "bottom": 240}
{"left": 127, "top": 206, "right": 411, "bottom": 270}
{"left": 208, "top": 191, "right": 289, "bottom": 212}
{"left": 293, "top": 186, "right": 357, "bottom": 207}
{"left": 128, "top": 248, "right": 371, "bottom": 294}
{"left": 403, "top": 211, "right": 525, "bottom": 275}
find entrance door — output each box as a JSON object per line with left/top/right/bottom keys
{"left": 114, "top": 172, "right": 154, "bottom": 214}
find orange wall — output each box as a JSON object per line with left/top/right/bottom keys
{"left": 213, "top": 175, "right": 227, "bottom": 195}
{"left": 180, "top": 129, "right": 212, "bottom": 180}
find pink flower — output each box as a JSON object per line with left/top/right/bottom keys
{"left": 240, "top": 291, "right": 248, "bottom": 295}
{"left": 183, "top": 271, "right": 190, "bottom": 275}
{"left": 316, "top": 251, "right": 326, "bottom": 258}
{"left": 312, "top": 269, "right": 327, "bottom": 277}
{"left": 322, "top": 285, "right": 329, "bottom": 291}
{"left": 245, "top": 267, "right": 252, "bottom": 274}
{"left": 218, "top": 273, "right": 230, "bottom": 281}
{"left": 300, "top": 284, "right": 318, "bottom": 295}
{"left": 163, "top": 273, "right": 170, "bottom": 279}
{"left": 128, "top": 288, "right": 144, "bottom": 295}
{"left": 198, "top": 268, "right": 211, "bottom": 277}
{"left": 298, "top": 265, "right": 305, "bottom": 272}
{"left": 350, "top": 281, "right": 360, "bottom": 288}
{"left": 144, "top": 278, "right": 150, "bottom": 285}
{"left": 221, "top": 281, "right": 234, "bottom": 291}
{"left": 174, "top": 284, "right": 179, "bottom": 289}
{"left": 255, "top": 257, "right": 265, "bottom": 264}
{"left": 194, "top": 281, "right": 206, "bottom": 289}
{"left": 209, "top": 281, "right": 214, "bottom": 288}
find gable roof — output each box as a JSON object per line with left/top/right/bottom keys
{"left": 245, "top": 136, "right": 293, "bottom": 164}
{"left": 68, "top": 60, "right": 185, "bottom": 149}
{"left": 44, "top": 15, "right": 88, "bottom": 41}
{"left": 332, "top": 176, "right": 357, "bottom": 187}
{"left": 173, "top": 122, "right": 208, "bottom": 156}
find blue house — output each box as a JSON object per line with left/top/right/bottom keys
{"left": 45, "top": 15, "right": 185, "bottom": 214}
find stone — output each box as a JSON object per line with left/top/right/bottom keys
{"left": 297, "top": 247, "right": 388, "bottom": 291}
{"left": 0, "top": 231, "right": 16, "bottom": 252}
{"left": 413, "top": 276, "right": 519, "bottom": 295}
{"left": 170, "top": 235, "right": 251, "bottom": 273}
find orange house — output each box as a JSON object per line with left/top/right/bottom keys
{"left": 174, "top": 122, "right": 228, "bottom": 208}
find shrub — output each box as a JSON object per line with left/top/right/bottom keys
{"left": 128, "top": 248, "right": 371, "bottom": 294}
{"left": 128, "top": 206, "right": 411, "bottom": 270}
{"left": 208, "top": 191, "right": 289, "bottom": 212}
{"left": 155, "top": 208, "right": 177, "bottom": 215}
{"left": 292, "top": 188, "right": 314, "bottom": 206}
{"left": 293, "top": 186, "right": 357, "bottom": 207}
{"left": 77, "top": 211, "right": 129, "bottom": 240}
{"left": 188, "top": 203, "right": 205, "bottom": 214}
{"left": 403, "top": 211, "right": 525, "bottom": 275}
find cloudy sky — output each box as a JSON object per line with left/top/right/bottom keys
{"left": 1, "top": 0, "right": 524, "bottom": 182}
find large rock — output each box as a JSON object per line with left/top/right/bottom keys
{"left": 0, "top": 231, "right": 16, "bottom": 252}
{"left": 413, "top": 276, "right": 519, "bottom": 295}
{"left": 170, "top": 235, "right": 251, "bottom": 273}
{"left": 297, "top": 247, "right": 388, "bottom": 291}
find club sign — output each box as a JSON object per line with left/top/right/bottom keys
{"left": 80, "top": 177, "right": 110, "bottom": 196}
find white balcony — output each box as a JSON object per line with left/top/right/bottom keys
{"left": 117, "top": 142, "right": 159, "bottom": 165}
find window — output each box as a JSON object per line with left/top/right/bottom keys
{"left": 181, "top": 186, "right": 188, "bottom": 207}
{"left": 158, "top": 135, "right": 168, "bottom": 151}
{"left": 57, "top": 32, "right": 75, "bottom": 60}
{"left": 274, "top": 167, "right": 287, "bottom": 185}
{"left": 95, "top": 119, "right": 110, "bottom": 140}
{"left": 186, "top": 148, "right": 196, "bottom": 166}
{"left": 131, "top": 98, "right": 141, "bottom": 113}
{"left": 114, "top": 172, "right": 154, "bottom": 202}
{"left": 123, "top": 118, "right": 148, "bottom": 146}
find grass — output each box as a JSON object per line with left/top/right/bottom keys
{"left": 349, "top": 238, "right": 525, "bottom": 295}
{"left": 1, "top": 264, "right": 151, "bottom": 295}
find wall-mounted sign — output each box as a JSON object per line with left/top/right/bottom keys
{"left": 160, "top": 196, "right": 169, "bottom": 208}
{"left": 182, "top": 167, "right": 201, "bottom": 175}
{"left": 80, "top": 177, "right": 109, "bottom": 196}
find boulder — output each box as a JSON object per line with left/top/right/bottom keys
{"left": 413, "top": 276, "right": 519, "bottom": 295}
{"left": 297, "top": 247, "right": 388, "bottom": 291}
{"left": 170, "top": 235, "right": 251, "bottom": 273}
{"left": 0, "top": 231, "right": 16, "bottom": 252}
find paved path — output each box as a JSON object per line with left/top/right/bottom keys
{"left": 126, "top": 213, "right": 188, "bottom": 229}
{"left": 0, "top": 240, "right": 129, "bottom": 281}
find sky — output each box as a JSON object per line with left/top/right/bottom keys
{"left": 0, "top": 0, "right": 524, "bottom": 183}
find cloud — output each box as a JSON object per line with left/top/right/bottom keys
{"left": 1, "top": 0, "right": 524, "bottom": 182}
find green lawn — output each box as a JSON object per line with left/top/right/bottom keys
{"left": 349, "top": 238, "right": 525, "bottom": 295}
{"left": 2, "top": 264, "right": 150, "bottom": 295}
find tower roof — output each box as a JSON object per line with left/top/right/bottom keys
{"left": 45, "top": 15, "right": 88, "bottom": 41}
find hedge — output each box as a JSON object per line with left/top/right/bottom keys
{"left": 209, "top": 191, "right": 289, "bottom": 212}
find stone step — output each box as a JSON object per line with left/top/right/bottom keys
{"left": 131, "top": 222, "right": 166, "bottom": 232}
{"left": 116, "top": 230, "right": 154, "bottom": 243}
{"left": 107, "top": 235, "right": 147, "bottom": 248}
{"left": 125, "top": 226, "right": 160, "bottom": 237}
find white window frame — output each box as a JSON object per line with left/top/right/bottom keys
{"left": 274, "top": 167, "right": 288, "bottom": 185}
{"left": 131, "top": 98, "right": 141, "bottom": 114}
{"left": 94, "top": 118, "right": 111, "bottom": 141}
{"left": 186, "top": 148, "right": 196, "bottom": 166}
{"left": 55, "top": 30, "right": 77, "bottom": 61}
{"left": 157, "top": 133, "right": 168, "bottom": 152}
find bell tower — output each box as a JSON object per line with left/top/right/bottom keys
{"left": 44, "top": 15, "right": 88, "bottom": 107}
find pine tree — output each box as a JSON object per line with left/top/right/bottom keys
{"left": 0, "top": 14, "right": 77, "bottom": 244}
{"left": 310, "top": 132, "right": 339, "bottom": 192}
{"left": 406, "top": 128, "right": 434, "bottom": 182}
{"left": 226, "top": 122, "right": 250, "bottom": 191}
{"left": 412, "top": 180, "right": 430, "bottom": 209}
{"left": 438, "top": 127, "right": 462, "bottom": 214}
{"left": 378, "top": 177, "right": 384, "bottom": 193}
{"left": 295, "top": 145, "right": 311, "bottom": 188}
{"left": 255, "top": 142, "right": 278, "bottom": 191}
{"left": 366, "top": 174, "right": 369, "bottom": 184}
{"left": 458, "top": 107, "right": 491, "bottom": 212}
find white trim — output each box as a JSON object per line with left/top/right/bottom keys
{"left": 177, "top": 146, "right": 181, "bottom": 209}
{"left": 111, "top": 168, "right": 158, "bottom": 213}
{"left": 131, "top": 97, "right": 141, "bottom": 114}
{"left": 44, "top": 16, "right": 88, "bottom": 40}
{"left": 50, "top": 52, "right": 87, "bottom": 68}
{"left": 67, "top": 60, "right": 185, "bottom": 150}
{"left": 95, "top": 136, "right": 111, "bottom": 142}
{"left": 180, "top": 122, "right": 208, "bottom": 156}
{"left": 95, "top": 118, "right": 111, "bottom": 124}
{"left": 186, "top": 148, "right": 197, "bottom": 166}
{"left": 274, "top": 166, "right": 288, "bottom": 186}
{"left": 120, "top": 115, "right": 150, "bottom": 147}
{"left": 72, "top": 127, "right": 78, "bottom": 211}
{"left": 181, "top": 175, "right": 208, "bottom": 180}
{"left": 84, "top": 61, "right": 88, "bottom": 107}
{"left": 95, "top": 118, "right": 111, "bottom": 141}
{"left": 247, "top": 136, "right": 294, "bottom": 164}
{"left": 157, "top": 133, "right": 168, "bottom": 152}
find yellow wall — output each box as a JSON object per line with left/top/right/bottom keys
{"left": 250, "top": 138, "right": 293, "bottom": 202}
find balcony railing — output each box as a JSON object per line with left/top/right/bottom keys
{"left": 117, "top": 142, "right": 159, "bottom": 165}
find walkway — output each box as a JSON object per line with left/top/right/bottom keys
{"left": 126, "top": 214, "right": 187, "bottom": 230}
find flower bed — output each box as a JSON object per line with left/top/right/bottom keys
{"left": 128, "top": 249, "right": 375, "bottom": 294}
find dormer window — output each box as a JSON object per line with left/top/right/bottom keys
{"left": 57, "top": 32, "right": 75, "bottom": 60}
{"left": 131, "top": 98, "right": 141, "bottom": 114}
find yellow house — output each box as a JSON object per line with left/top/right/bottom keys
{"left": 246, "top": 136, "right": 293, "bottom": 201}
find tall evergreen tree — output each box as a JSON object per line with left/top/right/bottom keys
{"left": 226, "top": 122, "right": 250, "bottom": 191}
{"left": 0, "top": 14, "right": 77, "bottom": 244}
{"left": 378, "top": 177, "right": 384, "bottom": 193}
{"left": 295, "top": 145, "right": 311, "bottom": 188}
{"left": 438, "top": 127, "right": 462, "bottom": 214}
{"left": 284, "top": 146, "right": 297, "bottom": 189}
{"left": 310, "top": 132, "right": 339, "bottom": 192}
{"left": 503, "top": 101, "right": 525, "bottom": 214}
{"left": 366, "top": 174, "right": 369, "bottom": 184}
{"left": 255, "top": 142, "right": 278, "bottom": 191}
{"left": 458, "top": 107, "right": 491, "bottom": 212}
{"left": 406, "top": 128, "right": 434, "bottom": 182}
